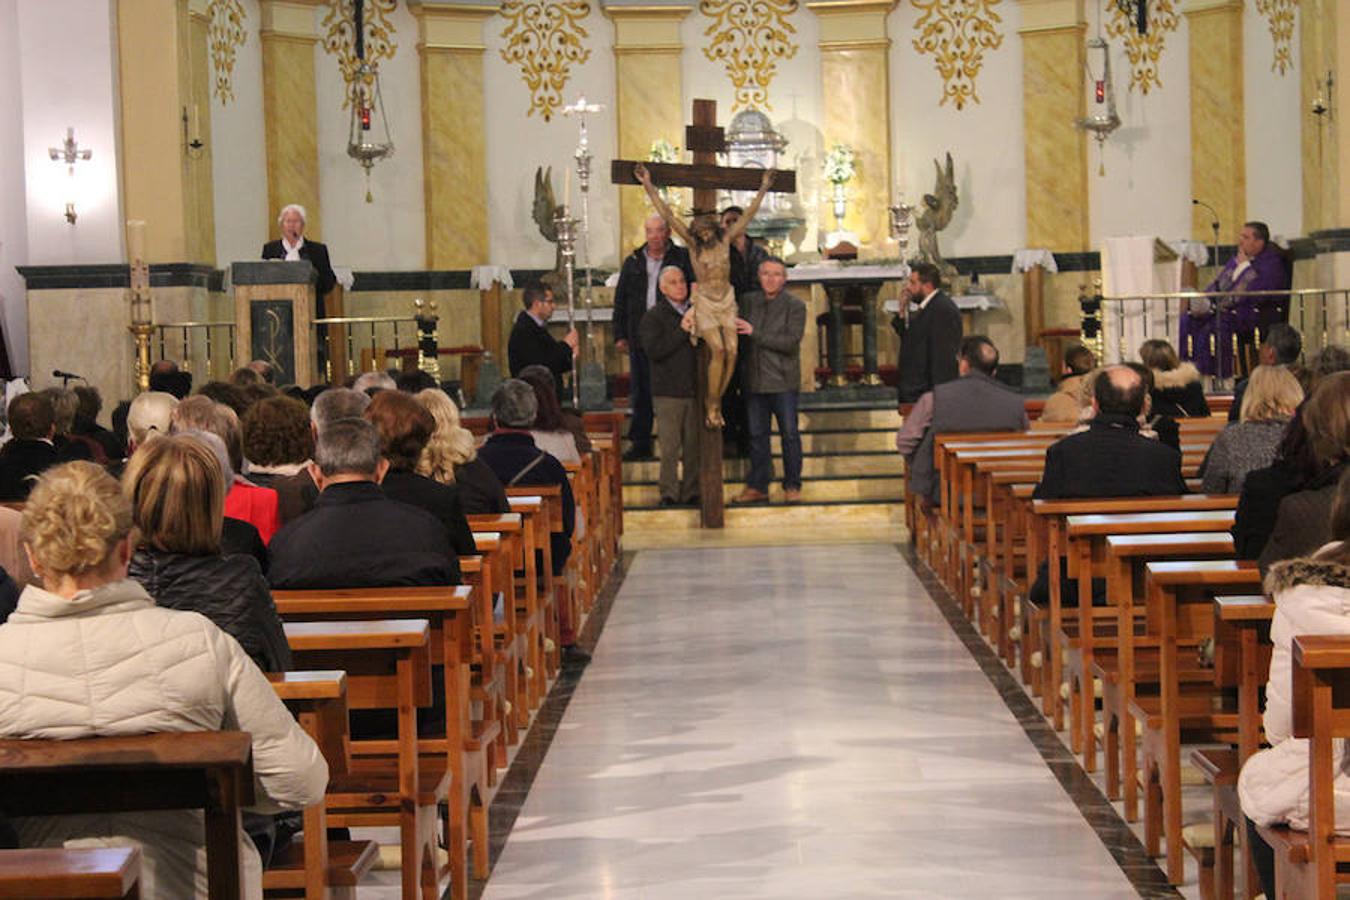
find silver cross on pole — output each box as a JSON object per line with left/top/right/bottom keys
{"left": 562, "top": 95, "right": 606, "bottom": 355}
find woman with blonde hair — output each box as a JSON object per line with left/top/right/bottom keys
{"left": 1201, "top": 365, "right": 1303, "bottom": 494}
{"left": 0, "top": 461, "right": 326, "bottom": 899}
{"left": 415, "top": 388, "right": 509, "bottom": 514}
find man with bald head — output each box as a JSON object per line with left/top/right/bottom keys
{"left": 613, "top": 212, "right": 695, "bottom": 461}
{"left": 1035, "top": 364, "right": 1187, "bottom": 500}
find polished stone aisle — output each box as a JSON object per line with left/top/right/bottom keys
{"left": 480, "top": 544, "right": 1141, "bottom": 899}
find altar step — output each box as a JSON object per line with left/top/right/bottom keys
{"left": 622, "top": 451, "right": 902, "bottom": 482}
{"left": 624, "top": 499, "right": 904, "bottom": 532}
{"left": 622, "top": 473, "right": 903, "bottom": 507}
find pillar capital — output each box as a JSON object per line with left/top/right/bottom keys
{"left": 259, "top": 0, "right": 320, "bottom": 40}
{"left": 806, "top": 0, "right": 896, "bottom": 48}
{"left": 603, "top": 4, "right": 691, "bottom": 52}
{"left": 1016, "top": 0, "right": 1084, "bottom": 35}
{"left": 409, "top": 1, "right": 499, "bottom": 50}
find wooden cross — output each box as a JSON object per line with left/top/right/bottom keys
{"left": 611, "top": 99, "right": 797, "bottom": 528}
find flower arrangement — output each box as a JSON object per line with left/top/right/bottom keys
{"left": 647, "top": 139, "right": 680, "bottom": 164}
{"left": 822, "top": 142, "right": 856, "bottom": 186}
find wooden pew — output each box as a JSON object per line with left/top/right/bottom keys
{"left": 263, "top": 671, "right": 378, "bottom": 900}
{"left": 1133, "top": 560, "right": 1264, "bottom": 885}
{"left": 0, "top": 732, "right": 254, "bottom": 900}
{"left": 467, "top": 514, "right": 528, "bottom": 750}
{"left": 283, "top": 620, "right": 444, "bottom": 900}
{"left": 0, "top": 847, "right": 141, "bottom": 899}
{"left": 505, "top": 497, "right": 551, "bottom": 708}
{"left": 457, "top": 538, "right": 510, "bottom": 775}
{"left": 1258, "top": 634, "right": 1350, "bottom": 898}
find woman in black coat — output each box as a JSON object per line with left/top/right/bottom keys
{"left": 1140, "top": 339, "right": 1211, "bottom": 418}
{"left": 415, "top": 388, "right": 512, "bottom": 515}
{"left": 124, "top": 434, "right": 290, "bottom": 673}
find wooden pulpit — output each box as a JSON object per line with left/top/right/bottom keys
{"left": 231, "top": 261, "right": 317, "bottom": 387}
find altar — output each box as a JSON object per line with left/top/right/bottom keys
{"left": 788, "top": 262, "right": 909, "bottom": 385}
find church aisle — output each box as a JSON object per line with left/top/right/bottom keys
{"left": 479, "top": 544, "right": 1142, "bottom": 899}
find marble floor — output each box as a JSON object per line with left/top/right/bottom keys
{"left": 473, "top": 543, "right": 1146, "bottom": 899}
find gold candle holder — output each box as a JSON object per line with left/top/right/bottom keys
{"left": 128, "top": 257, "right": 153, "bottom": 392}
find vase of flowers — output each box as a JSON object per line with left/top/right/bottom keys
{"left": 823, "top": 142, "right": 856, "bottom": 230}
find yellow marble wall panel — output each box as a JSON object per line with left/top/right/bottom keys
{"left": 1301, "top": 0, "right": 1339, "bottom": 232}
{"left": 1187, "top": 4, "right": 1244, "bottom": 242}
{"left": 422, "top": 48, "right": 489, "bottom": 267}
{"left": 118, "top": 0, "right": 194, "bottom": 262}
{"left": 1021, "top": 28, "right": 1089, "bottom": 252}
{"left": 261, "top": 32, "right": 322, "bottom": 240}
{"left": 615, "top": 50, "right": 685, "bottom": 252}
{"left": 820, "top": 47, "right": 890, "bottom": 249}
{"left": 188, "top": 9, "right": 217, "bottom": 265}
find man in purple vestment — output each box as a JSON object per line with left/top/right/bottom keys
{"left": 1180, "top": 220, "right": 1291, "bottom": 380}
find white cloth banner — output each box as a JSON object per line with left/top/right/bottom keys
{"left": 1100, "top": 236, "right": 1182, "bottom": 364}
{"left": 470, "top": 265, "right": 514, "bottom": 290}
{"left": 1011, "top": 248, "right": 1058, "bottom": 274}
{"left": 333, "top": 266, "right": 355, "bottom": 291}
{"left": 1165, "top": 240, "right": 1210, "bottom": 268}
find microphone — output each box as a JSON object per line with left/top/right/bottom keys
{"left": 1191, "top": 198, "right": 1220, "bottom": 230}
{"left": 51, "top": 369, "right": 83, "bottom": 382}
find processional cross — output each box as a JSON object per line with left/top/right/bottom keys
{"left": 611, "top": 99, "right": 797, "bottom": 528}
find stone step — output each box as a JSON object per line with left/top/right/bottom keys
{"left": 797, "top": 407, "right": 901, "bottom": 430}
{"left": 622, "top": 452, "right": 902, "bottom": 482}
{"left": 623, "top": 475, "right": 903, "bottom": 507}
{"left": 627, "top": 429, "right": 896, "bottom": 454}
{"left": 625, "top": 499, "right": 904, "bottom": 531}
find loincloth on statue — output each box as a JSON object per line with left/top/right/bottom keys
{"left": 693, "top": 282, "right": 737, "bottom": 333}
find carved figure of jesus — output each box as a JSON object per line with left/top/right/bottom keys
{"left": 634, "top": 162, "right": 775, "bottom": 428}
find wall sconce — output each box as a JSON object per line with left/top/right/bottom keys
{"left": 48, "top": 127, "right": 92, "bottom": 225}
{"left": 183, "top": 104, "right": 205, "bottom": 157}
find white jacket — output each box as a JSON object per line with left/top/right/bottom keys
{"left": 1239, "top": 548, "right": 1350, "bottom": 830}
{"left": 0, "top": 579, "right": 327, "bottom": 899}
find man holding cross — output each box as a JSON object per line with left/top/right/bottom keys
{"left": 634, "top": 162, "right": 774, "bottom": 429}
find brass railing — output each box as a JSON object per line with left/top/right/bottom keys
{"left": 1081, "top": 288, "right": 1350, "bottom": 366}
{"left": 155, "top": 321, "right": 236, "bottom": 381}
{"left": 312, "top": 315, "right": 419, "bottom": 379}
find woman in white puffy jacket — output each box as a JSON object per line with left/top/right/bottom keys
{"left": 0, "top": 461, "right": 328, "bottom": 899}
{"left": 1238, "top": 469, "right": 1350, "bottom": 898}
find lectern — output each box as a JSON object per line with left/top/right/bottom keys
{"left": 231, "top": 261, "right": 317, "bottom": 386}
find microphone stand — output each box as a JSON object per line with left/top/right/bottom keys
{"left": 1192, "top": 198, "right": 1221, "bottom": 275}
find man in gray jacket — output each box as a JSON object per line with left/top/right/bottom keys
{"left": 732, "top": 258, "right": 807, "bottom": 503}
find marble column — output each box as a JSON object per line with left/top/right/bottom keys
{"left": 606, "top": 4, "right": 690, "bottom": 252}
{"left": 260, "top": 0, "right": 322, "bottom": 240}
{"left": 807, "top": 0, "right": 897, "bottom": 251}
{"left": 1185, "top": 0, "right": 1244, "bottom": 243}
{"left": 1018, "top": 0, "right": 1089, "bottom": 253}
{"left": 117, "top": 0, "right": 212, "bottom": 262}
{"left": 411, "top": 1, "right": 495, "bottom": 269}
{"left": 187, "top": 0, "right": 217, "bottom": 265}
{"left": 1302, "top": 2, "right": 1350, "bottom": 350}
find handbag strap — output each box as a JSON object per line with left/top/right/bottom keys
{"left": 508, "top": 451, "right": 548, "bottom": 487}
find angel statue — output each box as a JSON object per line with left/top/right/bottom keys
{"left": 634, "top": 162, "right": 775, "bottom": 429}
{"left": 531, "top": 166, "right": 567, "bottom": 289}
{"left": 915, "top": 152, "right": 958, "bottom": 278}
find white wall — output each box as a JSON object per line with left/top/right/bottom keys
{"left": 890, "top": 1, "right": 1026, "bottom": 258}
{"left": 1087, "top": 6, "right": 1192, "bottom": 246}
{"left": 484, "top": 5, "right": 621, "bottom": 269}
{"left": 211, "top": 0, "right": 269, "bottom": 264}
{"left": 16, "top": 0, "right": 123, "bottom": 266}
{"left": 1244, "top": 3, "right": 1301, "bottom": 241}
{"left": 0, "top": 0, "right": 30, "bottom": 373}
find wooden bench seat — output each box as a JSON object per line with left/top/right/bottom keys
{"left": 0, "top": 847, "right": 140, "bottom": 899}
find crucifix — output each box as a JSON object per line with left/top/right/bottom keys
{"left": 612, "top": 99, "right": 797, "bottom": 528}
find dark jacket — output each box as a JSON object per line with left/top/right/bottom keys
{"left": 129, "top": 548, "right": 291, "bottom": 673}
{"left": 477, "top": 432, "right": 574, "bottom": 574}
{"left": 508, "top": 310, "right": 573, "bottom": 399}
{"left": 910, "top": 373, "right": 1029, "bottom": 503}
{"left": 0, "top": 439, "right": 58, "bottom": 501}
{"left": 261, "top": 238, "right": 338, "bottom": 313}
{"left": 380, "top": 469, "right": 477, "bottom": 556}
{"left": 729, "top": 238, "right": 770, "bottom": 297}
{"left": 1149, "top": 363, "right": 1210, "bottom": 418}
{"left": 268, "top": 469, "right": 319, "bottom": 525}
{"left": 268, "top": 481, "right": 459, "bottom": 589}
{"left": 612, "top": 243, "right": 695, "bottom": 347}
{"left": 1034, "top": 413, "right": 1188, "bottom": 500}
{"left": 1256, "top": 463, "right": 1347, "bottom": 573}
{"left": 73, "top": 415, "right": 125, "bottom": 461}
{"left": 739, "top": 289, "right": 807, "bottom": 394}
{"left": 639, "top": 299, "right": 697, "bottom": 399}
{"left": 453, "top": 458, "right": 511, "bottom": 515}
{"left": 1233, "top": 461, "right": 1305, "bottom": 560}
{"left": 894, "top": 291, "right": 963, "bottom": 404}
{"left": 222, "top": 516, "right": 269, "bottom": 574}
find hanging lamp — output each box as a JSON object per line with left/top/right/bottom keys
{"left": 1077, "top": 2, "right": 1121, "bottom": 177}
{"left": 346, "top": 0, "right": 393, "bottom": 202}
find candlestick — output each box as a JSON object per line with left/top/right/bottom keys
{"left": 127, "top": 219, "right": 146, "bottom": 263}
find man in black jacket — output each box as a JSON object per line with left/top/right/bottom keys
{"left": 261, "top": 203, "right": 338, "bottom": 317}
{"left": 508, "top": 283, "right": 577, "bottom": 400}
{"left": 0, "top": 393, "right": 58, "bottom": 501}
{"left": 612, "top": 214, "right": 695, "bottom": 461}
{"left": 268, "top": 418, "right": 459, "bottom": 589}
{"left": 892, "top": 261, "right": 962, "bottom": 404}
{"left": 639, "top": 267, "right": 700, "bottom": 507}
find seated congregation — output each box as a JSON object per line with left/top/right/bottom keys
{"left": 0, "top": 361, "right": 624, "bottom": 899}
{"left": 903, "top": 323, "right": 1350, "bottom": 898}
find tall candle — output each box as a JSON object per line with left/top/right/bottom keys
{"left": 563, "top": 165, "right": 571, "bottom": 212}
{"left": 127, "top": 219, "right": 146, "bottom": 263}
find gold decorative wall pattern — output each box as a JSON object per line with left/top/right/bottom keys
{"left": 207, "top": 0, "right": 247, "bottom": 103}
{"left": 1104, "top": 0, "right": 1179, "bottom": 93}
{"left": 499, "top": 0, "right": 593, "bottom": 121}
{"left": 1255, "top": 0, "right": 1296, "bottom": 75}
{"left": 699, "top": 0, "right": 799, "bottom": 111}
{"left": 910, "top": 0, "right": 1004, "bottom": 110}
{"left": 321, "top": 0, "right": 400, "bottom": 108}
